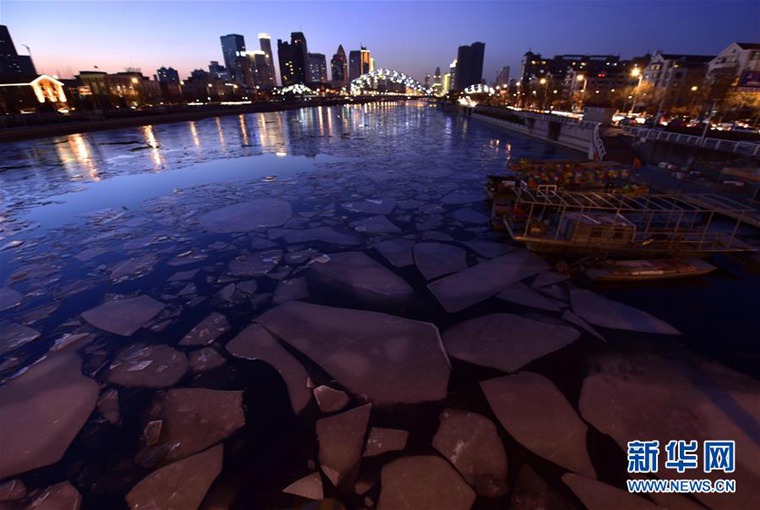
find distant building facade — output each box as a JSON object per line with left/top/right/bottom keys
{"left": 349, "top": 47, "right": 370, "bottom": 81}
{"left": 331, "top": 44, "right": 347, "bottom": 85}
{"left": 0, "top": 25, "right": 36, "bottom": 80}
{"left": 156, "top": 66, "right": 180, "bottom": 83}
{"left": 307, "top": 53, "right": 328, "bottom": 83}
{"left": 278, "top": 32, "right": 309, "bottom": 85}
{"left": 495, "top": 66, "right": 510, "bottom": 86}
{"left": 454, "top": 42, "right": 485, "bottom": 90}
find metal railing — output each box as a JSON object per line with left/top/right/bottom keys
{"left": 622, "top": 126, "right": 760, "bottom": 157}
{"left": 592, "top": 123, "right": 607, "bottom": 161}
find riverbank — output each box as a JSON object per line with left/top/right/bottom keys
{"left": 0, "top": 96, "right": 405, "bottom": 143}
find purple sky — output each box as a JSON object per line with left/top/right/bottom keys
{"left": 2, "top": 1, "right": 758, "bottom": 84}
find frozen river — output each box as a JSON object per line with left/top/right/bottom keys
{"left": 0, "top": 102, "right": 759, "bottom": 509}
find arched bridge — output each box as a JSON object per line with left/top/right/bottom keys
{"left": 349, "top": 69, "right": 428, "bottom": 95}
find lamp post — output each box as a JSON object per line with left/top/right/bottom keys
{"left": 539, "top": 77, "right": 549, "bottom": 110}
{"left": 689, "top": 85, "right": 699, "bottom": 118}
{"left": 576, "top": 74, "right": 587, "bottom": 112}
{"left": 628, "top": 67, "right": 643, "bottom": 116}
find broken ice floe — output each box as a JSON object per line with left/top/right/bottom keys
{"left": 81, "top": 295, "right": 164, "bottom": 336}
{"left": 309, "top": 251, "right": 413, "bottom": 300}
{"left": 316, "top": 404, "right": 371, "bottom": 487}
{"left": 413, "top": 242, "right": 467, "bottom": 281}
{"left": 377, "top": 456, "right": 475, "bottom": 510}
{"left": 106, "top": 343, "right": 188, "bottom": 388}
{"left": 569, "top": 289, "right": 680, "bottom": 335}
{"left": 198, "top": 198, "right": 292, "bottom": 232}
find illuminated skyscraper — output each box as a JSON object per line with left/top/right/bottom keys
{"left": 220, "top": 34, "right": 249, "bottom": 85}
{"left": 349, "top": 46, "right": 371, "bottom": 81}
{"left": 277, "top": 32, "right": 308, "bottom": 85}
{"left": 331, "top": 44, "right": 347, "bottom": 85}
{"left": 307, "top": 53, "right": 328, "bottom": 83}
{"left": 258, "top": 33, "right": 277, "bottom": 88}
{"left": 454, "top": 42, "right": 485, "bottom": 90}
{"left": 0, "top": 25, "right": 36, "bottom": 79}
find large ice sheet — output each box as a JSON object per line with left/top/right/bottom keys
{"left": 127, "top": 444, "right": 223, "bottom": 510}
{"left": 0, "top": 353, "right": 98, "bottom": 479}
{"left": 316, "top": 404, "right": 371, "bottom": 488}
{"left": 309, "top": 251, "right": 413, "bottom": 299}
{"left": 256, "top": 302, "right": 451, "bottom": 405}
{"left": 443, "top": 313, "right": 579, "bottom": 372}
{"left": 81, "top": 295, "right": 164, "bottom": 336}
{"left": 428, "top": 251, "right": 549, "bottom": 313}
{"left": 481, "top": 372, "right": 595, "bottom": 477}
{"left": 432, "top": 409, "right": 508, "bottom": 497}
{"left": 570, "top": 289, "right": 680, "bottom": 335}
{"left": 198, "top": 198, "right": 292, "bottom": 232}
{"left": 372, "top": 238, "right": 415, "bottom": 267}
{"left": 413, "top": 242, "right": 467, "bottom": 281}
{"left": 225, "top": 323, "right": 311, "bottom": 414}
{"left": 496, "top": 283, "right": 561, "bottom": 312}
{"left": 106, "top": 344, "right": 188, "bottom": 388}
{"left": 377, "top": 456, "right": 475, "bottom": 510}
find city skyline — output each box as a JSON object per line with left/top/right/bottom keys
{"left": 1, "top": 1, "right": 757, "bottom": 84}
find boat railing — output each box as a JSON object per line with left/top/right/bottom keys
{"left": 621, "top": 126, "right": 760, "bottom": 157}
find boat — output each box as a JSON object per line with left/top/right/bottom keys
{"left": 583, "top": 257, "right": 717, "bottom": 282}
{"left": 501, "top": 184, "right": 758, "bottom": 258}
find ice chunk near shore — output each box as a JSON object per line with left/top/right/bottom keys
{"left": 0, "top": 322, "right": 41, "bottom": 356}
{"left": 283, "top": 472, "right": 323, "bottom": 500}
{"left": 0, "top": 286, "right": 22, "bottom": 311}
{"left": 0, "top": 353, "right": 98, "bottom": 479}
{"left": 429, "top": 251, "right": 549, "bottom": 313}
{"left": 316, "top": 404, "right": 371, "bottom": 488}
{"left": 226, "top": 323, "right": 311, "bottom": 415}
{"left": 139, "top": 388, "right": 244, "bottom": 464}
{"left": 314, "top": 385, "right": 349, "bottom": 413}
{"left": 350, "top": 215, "right": 401, "bottom": 234}
{"left": 443, "top": 313, "right": 579, "bottom": 373}
{"left": 188, "top": 347, "right": 226, "bottom": 373}
{"left": 363, "top": 427, "right": 409, "bottom": 457}
{"left": 309, "top": 251, "right": 413, "bottom": 300}
{"left": 414, "top": 243, "right": 467, "bottom": 281}
{"left": 569, "top": 289, "right": 680, "bottom": 335}
{"left": 198, "top": 198, "right": 292, "bottom": 232}
{"left": 511, "top": 465, "right": 575, "bottom": 510}
{"left": 81, "top": 295, "right": 164, "bottom": 336}
{"left": 341, "top": 198, "right": 397, "bottom": 215}
{"left": 273, "top": 277, "right": 310, "bottom": 304}
{"left": 441, "top": 190, "right": 484, "bottom": 205}
{"left": 27, "top": 481, "right": 82, "bottom": 510}
{"left": 481, "top": 372, "right": 595, "bottom": 477}
{"left": 462, "top": 240, "right": 511, "bottom": 259}
{"left": 496, "top": 283, "right": 561, "bottom": 312}
{"left": 432, "top": 409, "right": 508, "bottom": 497}
{"left": 563, "top": 474, "right": 663, "bottom": 510}
{"left": 106, "top": 344, "right": 188, "bottom": 388}
{"left": 127, "top": 444, "right": 223, "bottom": 510}
{"left": 179, "top": 312, "right": 230, "bottom": 346}
{"left": 281, "top": 226, "right": 362, "bottom": 246}
{"left": 377, "top": 456, "right": 475, "bottom": 510}
{"left": 372, "top": 238, "right": 415, "bottom": 267}
{"left": 256, "top": 302, "right": 451, "bottom": 405}
{"left": 452, "top": 207, "right": 489, "bottom": 224}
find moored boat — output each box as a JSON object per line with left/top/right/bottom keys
{"left": 583, "top": 258, "right": 717, "bottom": 282}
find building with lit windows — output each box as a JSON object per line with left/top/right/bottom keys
{"left": 331, "top": 45, "right": 347, "bottom": 86}
{"left": 642, "top": 51, "right": 713, "bottom": 111}
{"left": 349, "top": 47, "right": 371, "bottom": 81}
{"left": 0, "top": 25, "right": 36, "bottom": 80}
{"left": 705, "top": 42, "right": 760, "bottom": 93}
{"left": 257, "top": 33, "right": 277, "bottom": 89}
{"left": 220, "top": 34, "right": 248, "bottom": 85}
{"left": 278, "top": 32, "right": 309, "bottom": 86}
{"left": 307, "top": 53, "right": 328, "bottom": 83}
{"left": 156, "top": 66, "right": 180, "bottom": 83}
{"left": 0, "top": 74, "right": 67, "bottom": 113}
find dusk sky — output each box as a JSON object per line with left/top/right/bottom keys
{"left": 1, "top": 0, "right": 758, "bottom": 84}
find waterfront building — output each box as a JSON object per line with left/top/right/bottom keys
{"left": 307, "top": 53, "right": 328, "bottom": 83}
{"left": 257, "top": 33, "right": 277, "bottom": 89}
{"left": 0, "top": 74, "right": 67, "bottom": 113}
{"left": 278, "top": 32, "right": 309, "bottom": 86}
{"left": 448, "top": 59, "right": 457, "bottom": 92}
{"left": 349, "top": 47, "right": 371, "bottom": 81}
{"left": 331, "top": 45, "right": 347, "bottom": 86}
{"left": 495, "top": 66, "right": 510, "bottom": 86}
{"left": 0, "top": 25, "right": 36, "bottom": 80}
{"left": 454, "top": 42, "right": 485, "bottom": 90}
{"left": 706, "top": 43, "right": 760, "bottom": 93}
{"left": 442, "top": 72, "right": 451, "bottom": 92}
{"left": 220, "top": 34, "right": 249, "bottom": 85}
{"left": 156, "top": 66, "right": 180, "bottom": 84}
{"left": 642, "top": 51, "right": 713, "bottom": 114}
{"left": 208, "top": 61, "right": 230, "bottom": 81}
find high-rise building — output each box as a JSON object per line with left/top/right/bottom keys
{"left": 0, "top": 25, "right": 36, "bottom": 79}
{"left": 449, "top": 59, "right": 457, "bottom": 91}
{"left": 248, "top": 50, "right": 276, "bottom": 89}
{"left": 349, "top": 47, "right": 371, "bottom": 81}
{"left": 432, "top": 67, "right": 443, "bottom": 95}
{"left": 495, "top": 66, "right": 510, "bottom": 86}
{"left": 307, "top": 53, "right": 328, "bottom": 83}
{"left": 454, "top": 42, "right": 485, "bottom": 90}
{"left": 331, "top": 44, "right": 347, "bottom": 85}
{"left": 278, "top": 32, "right": 308, "bottom": 85}
{"left": 208, "top": 61, "right": 230, "bottom": 81}
{"left": 220, "top": 34, "right": 250, "bottom": 85}
{"left": 258, "top": 33, "right": 277, "bottom": 88}
{"left": 156, "top": 67, "right": 180, "bottom": 83}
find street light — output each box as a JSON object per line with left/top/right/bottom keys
{"left": 576, "top": 74, "right": 587, "bottom": 112}
{"left": 628, "top": 67, "right": 644, "bottom": 116}
{"left": 539, "top": 77, "right": 549, "bottom": 110}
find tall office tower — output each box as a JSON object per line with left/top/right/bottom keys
{"left": 495, "top": 66, "right": 510, "bottom": 86}
{"left": 449, "top": 59, "right": 457, "bottom": 91}
{"left": 220, "top": 34, "right": 249, "bottom": 85}
{"left": 434, "top": 67, "right": 442, "bottom": 85}
{"left": 454, "top": 42, "right": 485, "bottom": 90}
{"left": 424, "top": 75, "right": 431, "bottom": 87}
{"left": 0, "top": 25, "right": 36, "bottom": 79}
{"left": 156, "top": 66, "right": 180, "bottom": 83}
{"left": 277, "top": 32, "right": 308, "bottom": 85}
{"left": 349, "top": 46, "right": 371, "bottom": 80}
{"left": 307, "top": 53, "right": 328, "bottom": 83}
{"left": 257, "top": 33, "right": 277, "bottom": 88}
{"left": 331, "top": 44, "right": 347, "bottom": 85}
